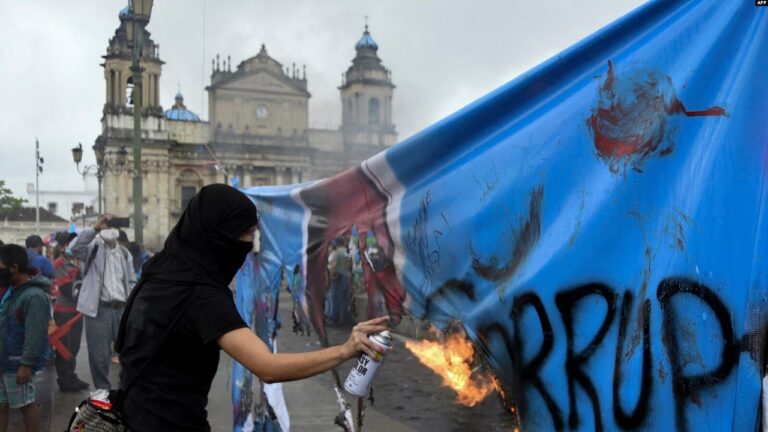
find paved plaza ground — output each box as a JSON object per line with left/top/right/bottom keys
{"left": 20, "top": 290, "right": 516, "bottom": 432}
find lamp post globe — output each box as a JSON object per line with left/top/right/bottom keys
{"left": 116, "top": 146, "right": 128, "bottom": 167}
{"left": 129, "top": 0, "right": 153, "bottom": 21}
{"left": 71, "top": 143, "right": 83, "bottom": 164}
{"left": 93, "top": 143, "right": 106, "bottom": 167}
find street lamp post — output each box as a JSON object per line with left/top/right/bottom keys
{"left": 129, "top": 0, "right": 153, "bottom": 245}
{"left": 71, "top": 142, "right": 128, "bottom": 215}
{"left": 35, "top": 139, "right": 43, "bottom": 235}
{"left": 71, "top": 142, "right": 103, "bottom": 214}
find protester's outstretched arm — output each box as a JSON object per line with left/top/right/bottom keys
{"left": 70, "top": 228, "right": 97, "bottom": 261}
{"left": 218, "top": 316, "right": 389, "bottom": 383}
{"left": 124, "top": 250, "right": 137, "bottom": 291}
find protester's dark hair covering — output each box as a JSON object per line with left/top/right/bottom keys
{"left": 0, "top": 244, "right": 30, "bottom": 273}
{"left": 25, "top": 235, "right": 43, "bottom": 249}
{"left": 118, "top": 230, "right": 129, "bottom": 244}
{"left": 127, "top": 242, "right": 142, "bottom": 273}
{"left": 140, "top": 184, "right": 258, "bottom": 288}
{"left": 55, "top": 231, "right": 77, "bottom": 246}
{"left": 115, "top": 184, "right": 257, "bottom": 354}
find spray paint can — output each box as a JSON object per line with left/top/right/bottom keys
{"left": 344, "top": 330, "right": 392, "bottom": 397}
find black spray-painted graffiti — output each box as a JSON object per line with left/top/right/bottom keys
{"left": 460, "top": 278, "right": 750, "bottom": 432}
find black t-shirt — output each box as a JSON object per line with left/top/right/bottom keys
{"left": 119, "top": 281, "right": 247, "bottom": 431}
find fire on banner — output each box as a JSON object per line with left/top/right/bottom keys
{"left": 234, "top": 1, "right": 768, "bottom": 430}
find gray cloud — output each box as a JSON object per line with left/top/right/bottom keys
{"left": 0, "top": 0, "right": 645, "bottom": 204}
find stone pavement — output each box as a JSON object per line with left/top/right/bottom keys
{"left": 35, "top": 289, "right": 516, "bottom": 431}
{"left": 38, "top": 343, "right": 413, "bottom": 432}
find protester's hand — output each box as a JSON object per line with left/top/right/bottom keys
{"left": 341, "top": 316, "right": 390, "bottom": 360}
{"left": 16, "top": 365, "right": 32, "bottom": 385}
{"left": 94, "top": 214, "right": 113, "bottom": 231}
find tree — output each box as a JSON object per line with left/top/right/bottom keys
{"left": 0, "top": 180, "right": 26, "bottom": 210}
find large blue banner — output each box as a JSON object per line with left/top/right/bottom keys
{"left": 235, "top": 1, "right": 768, "bottom": 430}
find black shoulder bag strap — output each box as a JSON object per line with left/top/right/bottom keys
{"left": 82, "top": 244, "right": 99, "bottom": 278}
{"left": 111, "top": 281, "right": 194, "bottom": 409}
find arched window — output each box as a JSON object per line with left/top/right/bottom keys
{"left": 177, "top": 169, "right": 202, "bottom": 210}
{"left": 109, "top": 70, "right": 116, "bottom": 104}
{"left": 126, "top": 76, "right": 135, "bottom": 107}
{"left": 180, "top": 186, "right": 196, "bottom": 210}
{"left": 368, "top": 98, "right": 380, "bottom": 125}
{"left": 346, "top": 99, "right": 353, "bottom": 122}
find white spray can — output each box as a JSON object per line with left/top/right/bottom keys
{"left": 344, "top": 330, "right": 392, "bottom": 397}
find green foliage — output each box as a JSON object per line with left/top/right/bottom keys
{"left": 0, "top": 180, "right": 26, "bottom": 210}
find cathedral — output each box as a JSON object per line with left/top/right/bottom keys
{"left": 97, "top": 6, "right": 397, "bottom": 248}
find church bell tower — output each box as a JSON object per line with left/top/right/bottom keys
{"left": 340, "top": 24, "right": 397, "bottom": 150}
{"left": 102, "top": 5, "right": 164, "bottom": 117}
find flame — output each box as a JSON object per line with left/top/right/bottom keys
{"left": 405, "top": 333, "right": 495, "bottom": 406}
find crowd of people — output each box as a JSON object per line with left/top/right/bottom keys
{"left": 324, "top": 231, "right": 393, "bottom": 328}
{"left": 0, "top": 185, "right": 389, "bottom": 432}
{"left": 0, "top": 219, "right": 151, "bottom": 431}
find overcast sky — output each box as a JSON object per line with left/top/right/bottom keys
{"left": 0, "top": 0, "right": 646, "bottom": 211}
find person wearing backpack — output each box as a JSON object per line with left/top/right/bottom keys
{"left": 52, "top": 232, "right": 88, "bottom": 392}
{"left": 70, "top": 216, "right": 135, "bottom": 392}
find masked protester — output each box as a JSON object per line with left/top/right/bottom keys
{"left": 70, "top": 216, "right": 136, "bottom": 392}
{"left": 52, "top": 232, "right": 88, "bottom": 392}
{"left": 0, "top": 244, "right": 51, "bottom": 432}
{"left": 115, "top": 184, "right": 389, "bottom": 431}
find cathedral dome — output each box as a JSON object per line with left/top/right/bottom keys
{"left": 164, "top": 92, "right": 201, "bottom": 122}
{"left": 355, "top": 26, "right": 378, "bottom": 50}
{"left": 119, "top": 5, "right": 131, "bottom": 19}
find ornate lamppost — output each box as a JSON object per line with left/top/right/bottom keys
{"left": 71, "top": 142, "right": 128, "bottom": 214}
{"left": 127, "top": 0, "right": 154, "bottom": 245}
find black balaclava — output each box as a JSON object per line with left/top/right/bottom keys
{"left": 141, "top": 183, "right": 258, "bottom": 288}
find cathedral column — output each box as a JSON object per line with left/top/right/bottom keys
{"left": 275, "top": 166, "right": 286, "bottom": 185}
{"left": 105, "top": 69, "right": 111, "bottom": 104}
{"left": 146, "top": 73, "right": 152, "bottom": 109}
{"left": 143, "top": 72, "right": 150, "bottom": 111}
{"left": 154, "top": 75, "right": 159, "bottom": 106}
{"left": 117, "top": 70, "right": 123, "bottom": 106}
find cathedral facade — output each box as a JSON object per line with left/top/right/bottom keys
{"left": 97, "top": 8, "right": 397, "bottom": 248}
